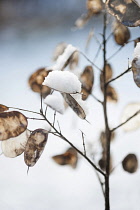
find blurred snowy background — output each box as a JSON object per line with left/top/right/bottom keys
{"left": 0, "top": 1, "right": 140, "bottom": 210}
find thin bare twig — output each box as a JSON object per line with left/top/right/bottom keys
{"left": 8, "top": 107, "right": 40, "bottom": 115}
{"left": 45, "top": 105, "right": 48, "bottom": 116}
{"left": 106, "top": 67, "right": 131, "bottom": 86}
{"left": 27, "top": 117, "right": 45, "bottom": 121}
{"left": 107, "top": 46, "right": 123, "bottom": 61}
{"left": 57, "top": 120, "right": 62, "bottom": 134}
{"left": 40, "top": 111, "right": 105, "bottom": 176}
{"left": 79, "top": 51, "right": 102, "bottom": 71}
{"left": 53, "top": 111, "right": 56, "bottom": 127}
{"left": 90, "top": 93, "right": 103, "bottom": 104}
{"left": 95, "top": 170, "right": 105, "bottom": 197}
{"left": 111, "top": 109, "right": 140, "bottom": 132}
{"left": 80, "top": 130, "right": 86, "bottom": 156}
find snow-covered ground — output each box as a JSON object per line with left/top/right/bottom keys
{"left": 0, "top": 15, "right": 140, "bottom": 210}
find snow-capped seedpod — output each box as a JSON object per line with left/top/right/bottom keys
{"left": 0, "top": 111, "right": 28, "bottom": 141}
{"left": 43, "top": 71, "right": 81, "bottom": 94}
{"left": 28, "top": 68, "right": 51, "bottom": 98}
{"left": 52, "top": 147, "right": 78, "bottom": 168}
{"left": 80, "top": 66, "right": 94, "bottom": 100}
{"left": 122, "top": 154, "right": 138, "bottom": 173}
{"left": 106, "top": 0, "right": 140, "bottom": 27}
{"left": 0, "top": 104, "right": 9, "bottom": 112}
{"left": 100, "top": 63, "right": 113, "bottom": 90}
{"left": 62, "top": 93, "right": 86, "bottom": 119}
{"left": 53, "top": 42, "right": 67, "bottom": 61}
{"left": 24, "top": 129, "right": 48, "bottom": 167}
{"left": 113, "top": 21, "right": 130, "bottom": 46}
{"left": 132, "top": 43, "right": 140, "bottom": 88}
{"left": 49, "top": 45, "right": 77, "bottom": 71}
{"left": 1, "top": 130, "right": 30, "bottom": 158}
{"left": 86, "top": 0, "right": 103, "bottom": 15}
{"left": 134, "top": 37, "right": 140, "bottom": 47}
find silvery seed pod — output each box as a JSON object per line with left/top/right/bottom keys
{"left": 113, "top": 21, "right": 130, "bottom": 46}
{"left": 86, "top": 0, "right": 103, "bottom": 15}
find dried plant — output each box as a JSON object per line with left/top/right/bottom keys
{"left": 1, "top": 1, "right": 140, "bottom": 210}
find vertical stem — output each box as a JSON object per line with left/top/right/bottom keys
{"left": 102, "top": 11, "right": 111, "bottom": 210}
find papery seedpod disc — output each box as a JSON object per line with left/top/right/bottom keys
{"left": 62, "top": 93, "right": 86, "bottom": 119}
{"left": 121, "top": 103, "right": 140, "bottom": 131}
{"left": 74, "top": 13, "right": 91, "bottom": 29}
{"left": 122, "top": 154, "right": 138, "bottom": 173}
{"left": 106, "top": 85, "right": 118, "bottom": 102}
{"left": 1, "top": 130, "right": 30, "bottom": 158}
{"left": 86, "top": 0, "right": 103, "bottom": 15}
{"left": 53, "top": 42, "right": 67, "bottom": 61}
{"left": 0, "top": 111, "right": 28, "bottom": 141}
{"left": 106, "top": 0, "right": 140, "bottom": 27}
{"left": 80, "top": 66, "right": 94, "bottom": 100}
{"left": 113, "top": 21, "right": 130, "bottom": 45}
{"left": 52, "top": 147, "right": 78, "bottom": 168}
{"left": 0, "top": 104, "right": 9, "bottom": 112}
{"left": 24, "top": 129, "right": 48, "bottom": 167}
{"left": 134, "top": 37, "right": 140, "bottom": 47}
{"left": 28, "top": 68, "right": 51, "bottom": 98}
{"left": 100, "top": 63, "right": 113, "bottom": 89}
{"left": 132, "top": 58, "right": 140, "bottom": 87}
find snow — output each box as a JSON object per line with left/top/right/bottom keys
{"left": 43, "top": 71, "right": 81, "bottom": 94}
{"left": 121, "top": 103, "right": 140, "bottom": 131}
{"left": 44, "top": 94, "right": 65, "bottom": 114}
{"left": 49, "top": 44, "right": 77, "bottom": 70}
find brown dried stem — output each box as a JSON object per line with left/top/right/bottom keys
{"left": 40, "top": 110, "right": 105, "bottom": 176}
{"left": 106, "top": 67, "right": 131, "bottom": 86}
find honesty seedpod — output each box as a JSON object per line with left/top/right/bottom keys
{"left": 28, "top": 68, "right": 51, "bottom": 98}
{"left": 1, "top": 130, "right": 30, "bottom": 158}
{"left": 122, "top": 154, "right": 138, "bottom": 173}
{"left": 100, "top": 63, "right": 113, "bottom": 90}
{"left": 86, "top": 0, "right": 103, "bottom": 15}
{"left": 113, "top": 21, "right": 130, "bottom": 46}
{"left": 24, "top": 129, "right": 48, "bottom": 167}
{"left": 62, "top": 93, "right": 86, "bottom": 119}
{"left": 132, "top": 58, "right": 140, "bottom": 88}
{"left": 100, "top": 131, "right": 115, "bottom": 150}
{"left": 106, "top": 0, "right": 140, "bottom": 27}
{"left": 74, "top": 13, "right": 91, "bottom": 29}
{"left": 106, "top": 85, "right": 118, "bottom": 102}
{"left": 0, "top": 104, "right": 9, "bottom": 112}
{"left": 80, "top": 66, "right": 94, "bottom": 100}
{"left": 52, "top": 147, "right": 78, "bottom": 168}
{"left": 0, "top": 111, "right": 28, "bottom": 141}
{"left": 98, "top": 153, "right": 113, "bottom": 173}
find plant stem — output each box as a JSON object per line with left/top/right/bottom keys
{"left": 40, "top": 110, "right": 105, "bottom": 176}
{"left": 102, "top": 11, "right": 111, "bottom": 210}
